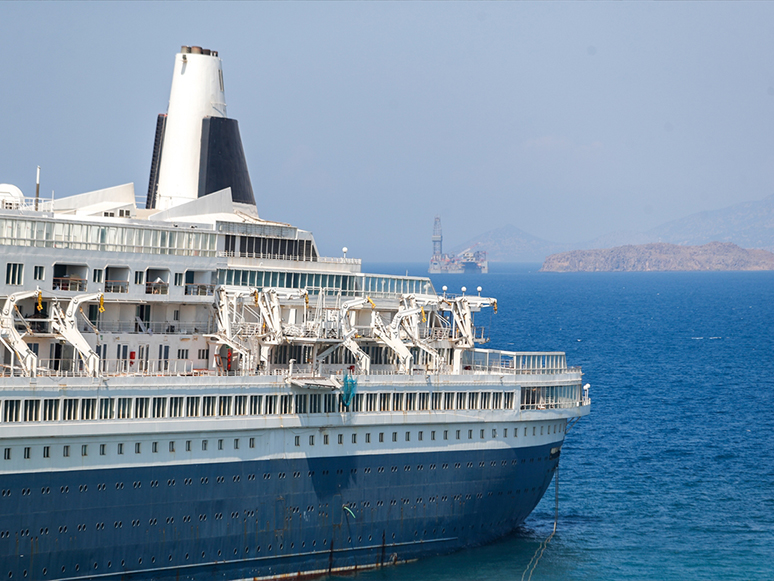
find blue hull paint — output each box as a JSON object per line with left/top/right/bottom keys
{"left": 1, "top": 441, "right": 560, "bottom": 580}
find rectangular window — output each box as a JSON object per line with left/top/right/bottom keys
{"left": 379, "top": 432, "right": 384, "bottom": 443}
{"left": 63, "top": 445, "right": 70, "bottom": 457}
{"left": 134, "top": 442, "right": 141, "bottom": 454}
{"left": 169, "top": 441, "right": 175, "bottom": 452}
{"left": 174, "top": 272, "right": 184, "bottom": 286}
{"left": 198, "top": 348, "right": 210, "bottom": 360}
{"left": 43, "top": 399, "right": 59, "bottom": 421}
{"left": 33, "top": 265, "right": 44, "bottom": 281}
{"left": 99, "top": 398, "right": 114, "bottom": 419}
{"left": 280, "top": 395, "right": 292, "bottom": 414}
{"left": 308, "top": 435, "right": 314, "bottom": 446}
{"left": 365, "top": 433, "right": 371, "bottom": 444}
{"left": 218, "top": 396, "right": 232, "bottom": 416}
{"left": 81, "top": 444, "right": 88, "bottom": 456}
{"left": 81, "top": 397, "right": 97, "bottom": 420}
{"left": 3, "top": 448, "right": 10, "bottom": 460}
{"left": 5, "top": 263, "right": 23, "bottom": 285}
{"left": 201, "top": 395, "right": 215, "bottom": 416}
{"left": 202, "top": 440, "right": 208, "bottom": 451}
{"left": 468, "top": 429, "right": 473, "bottom": 439}
{"left": 134, "top": 270, "right": 145, "bottom": 284}
{"left": 186, "top": 396, "right": 200, "bottom": 417}
{"left": 92, "top": 268, "right": 104, "bottom": 283}
{"left": 323, "top": 434, "right": 329, "bottom": 445}
{"left": 351, "top": 433, "right": 357, "bottom": 444}
{"left": 117, "top": 443, "right": 124, "bottom": 455}
{"left": 186, "top": 440, "right": 192, "bottom": 451}
{"left": 481, "top": 429, "right": 485, "bottom": 439}
{"left": 23, "top": 400, "right": 39, "bottom": 422}
{"left": 43, "top": 446, "right": 50, "bottom": 458}
{"left": 418, "top": 431, "right": 423, "bottom": 441}
{"left": 100, "top": 444, "right": 106, "bottom": 456}
{"left": 249, "top": 437, "right": 255, "bottom": 448}
{"left": 134, "top": 397, "right": 149, "bottom": 419}
{"left": 456, "top": 430, "right": 460, "bottom": 440}
{"left": 170, "top": 397, "right": 183, "bottom": 417}
{"left": 3, "top": 400, "right": 20, "bottom": 422}
{"left": 152, "top": 442, "right": 158, "bottom": 453}
{"left": 405, "top": 431, "right": 410, "bottom": 441}
{"left": 177, "top": 348, "right": 189, "bottom": 361}
{"left": 338, "top": 434, "right": 343, "bottom": 445}
{"left": 152, "top": 397, "right": 166, "bottom": 418}
{"left": 295, "top": 435, "right": 300, "bottom": 446}
{"left": 234, "top": 438, "right": 239, "bottom": 449}
{"left": 431, "top": 431, "right": 436, "bottom": 441}
{"left": 218, "top": 439, "right": 223, "bottom": 450}
{"left": 117, "top": 397, "right": 131, "bottom": 419}
{"left": 392, "top": 432, "right": 397, "bottom": 442}
{"left": 23, "top": 447, "right": 30, "bottom": 459}
{"left": 444, "top": 430, "right": 448, "bottom": 440}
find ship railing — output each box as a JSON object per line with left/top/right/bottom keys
{"left": 52, "top": 277, "right": 87, "bottom": 292}
{"left": 317, "top": 256, "right": 362, "bottom": 265}
{"left": 11, "top": 196, "right": 55, "bottom": 212}
{"left": 92, "top": 320, "right": 214, "bottom": 334}
{"left": 104, "top": 280, "right": 129, "bottom": 293}
{"left": 145, "top": 281, "right": 169, "bottom": 295}
{"left": 460, "top": 349, "right": 572, "bottom": 375}
{"left": 184, "top": 283, "right": 215, "bottom": 296}
{"left": 31, "top": 358, "right": 196, "bottom": 377}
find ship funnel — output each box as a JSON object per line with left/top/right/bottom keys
{"left": 146, "top": 47, "right": 255, "bottom": 211}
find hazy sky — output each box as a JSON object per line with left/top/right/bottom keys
{"left": 2, "top": 2, "right": 774, "bottom": 261}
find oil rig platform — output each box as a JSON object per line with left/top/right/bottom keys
{"left": 428, "top": 216, "right": 488, "bottom": 274}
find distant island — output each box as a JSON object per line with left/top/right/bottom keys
{"left": 540, "top": 242, "right": 774, "bottom": 272}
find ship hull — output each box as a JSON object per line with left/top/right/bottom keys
{"left": 0, "top": 442, "right": 560, "bottom": 581}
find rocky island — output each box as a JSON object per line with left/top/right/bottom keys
{"left": 540, "top": 242, "right": 774, "bottom": 272}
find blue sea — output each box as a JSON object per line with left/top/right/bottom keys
{"left": 352, "top": 263, "right": 774, "bottom": 581}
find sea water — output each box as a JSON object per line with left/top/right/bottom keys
{"left": 351, "top": 264, "right": 774, "bottom": 581}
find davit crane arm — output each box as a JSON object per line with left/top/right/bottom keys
{"left": 50, "top": 292, "right": 105, "bottom": 377}
{"left": 0, "top": 288, "right": 44, "bottom": 377}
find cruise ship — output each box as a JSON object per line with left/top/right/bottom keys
{"left": 0, "top": 46, "right": 590, "bottom": 581}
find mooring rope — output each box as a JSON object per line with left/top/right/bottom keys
{"left": 520, "top": 464, "right": 559, "bottom": 581}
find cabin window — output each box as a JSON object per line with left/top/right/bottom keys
{"left": 5, "top": 263, "right": 23, "bottom": 285}
{"left": 33, "top": 265, "right": 44, "bottom": 280}
{"left": 92, "top": 269, "right": 104, "bottom": 283}
{"left": 134, "top": 271, "right": 145, "bottom": 284}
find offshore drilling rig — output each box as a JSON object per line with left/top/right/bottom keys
{"left": 428, "top": 216, "right": 488, "bottom": 274}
